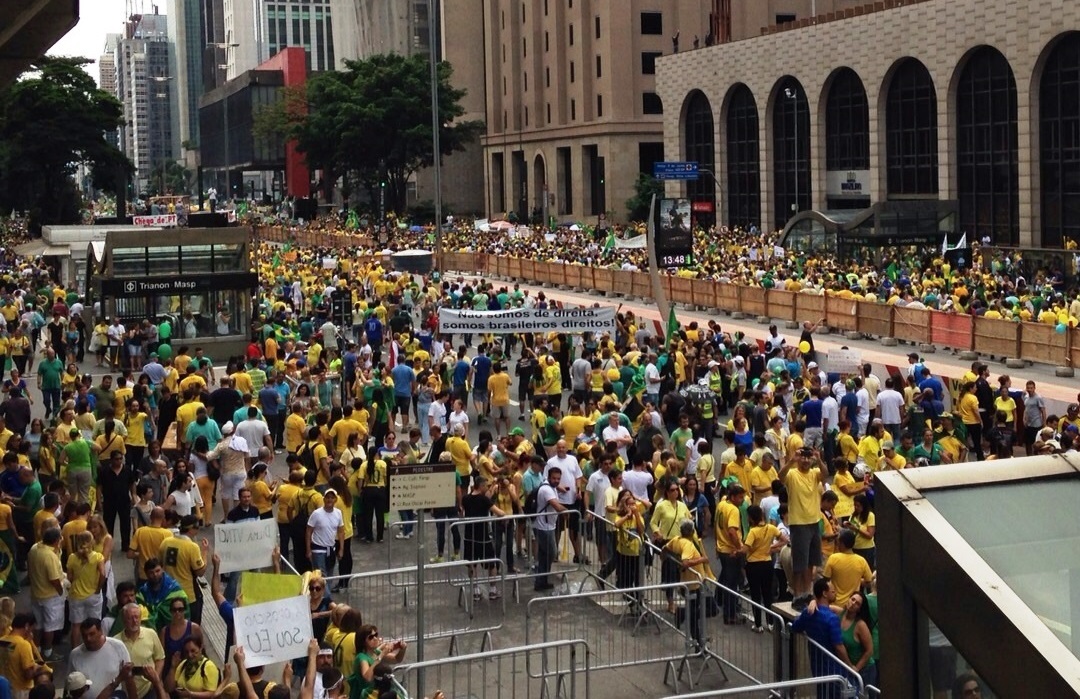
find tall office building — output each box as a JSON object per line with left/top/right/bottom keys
{"left": 225, "top": 0, "right": 337, "bottom": 77}
{"left": 113, "top": 12, "right": 177, "bottom": 195}
{"left": 483, "top": 0, "right": 714, "bottom": 222}
{"left": 167, "top": 0, "right": 204, "bottom": 168}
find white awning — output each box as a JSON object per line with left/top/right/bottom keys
{"left": 13, "top": 240, "right": 69, "bottom": 257}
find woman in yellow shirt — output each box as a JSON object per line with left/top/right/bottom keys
{"left": 743, "top": 505, "right": 787, "bottom": 632}
{"left": 247, "top": 463, "right": 279, "bottom": 519}
{"left": 830, "top": 458, "right": 863, "bottom": 521}
{"left": 957, "top": 382, "right": 984, "bottom": 461}
{"left": 67, "top": 531, "right": 106, "bottom": 648}
{"left": 0, "top": 499, "right": 22, "bottom": 593}
{"left": 994, "top": 384, "right": 1017, "bottom": 430}
{"left": 837, "top": 421, "right": 859, "bottom": 466}
{"left": 168, "top": 636, "right": 221, "bottom": 697}
{"left": 846, "top": 493, "right": 877, "bottom": 571}
{"left": 613, "top": 490, "right": 646, "bottom": 603}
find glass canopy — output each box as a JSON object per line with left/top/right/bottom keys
{"left": 925, "top": 478, "right": 1080, "bottom": 658}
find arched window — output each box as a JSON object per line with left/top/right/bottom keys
{"left": 886, "top": 59, "right": 938, "bottom": 196}
{"left": 726, "top": 85, "right": 760, "bottom": 229}
{"left": 826, "top": 68, "right": 869, "bottom": 170}
{"left": 956, "top": 47, "right": 1018, "bottom": 245}
{"left": 683, "top": 91, "right": 715, "bottom": 206}
{"left": 773, "top": 77, "right": 810, "bottom": 227}
{"left": 1041, "top": 33, "right": 1080, "bottom": 248}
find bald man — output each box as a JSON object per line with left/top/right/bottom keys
{"left": 127, "top": 506, "right": 173, "bottom": 580}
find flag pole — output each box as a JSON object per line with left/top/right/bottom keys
{"left": 645, "top": 194, "right": 673, "bottom": 339}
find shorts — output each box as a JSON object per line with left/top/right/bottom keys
{"left": 69, "top": 593, "right": 103, "bottom": 624}
{"left": 221, "top": 471, "right": 247, "bottom": 500}
{"left": 463, "top": 538, "right": 495, "bottom": 562}
{"left": 32, "top": 595, "right": 65, "bottom": 632}
{"left": 1024, "top": 426, "right": 1041, "bottom": 447}
{"left": 472, "top": 389, "right": 490, "bottom": 405}
{"left": 788, "top": 523, "right": 822, "bottom": 574}
{"left": 491, "top": 404, "right": 510, "bottom": 420}
{"left": 556, "top": 499, "right": 583, "bottom": 535}
{"left": 394, "top": 395, "right": 411, "bottom": 414}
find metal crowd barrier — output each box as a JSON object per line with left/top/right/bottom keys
{"left": 525, "top": 582, "right": 703, "bottom": 694}
{"left": 392, "top": 639, "right": 592, "bottom": 699}
{"left": 662, "top": 675, "right": 861, "bottom": 698}
{"left": 865, "top": 686, "right": 882, "bottom": 697}
{"left": 322, "top": 557, "right": 506, "bottom": 652}
{"left": 798, "top": 635, "right": 866, "bottom": 698}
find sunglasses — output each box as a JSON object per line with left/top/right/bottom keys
{"left": 310, "top": 585, "right": 324, "bottom": 592}
{"left": 172, "top": 606, "right": 186, "bottom": 612}
{"left": 368, "top": 631, "right": 380, "bottom": 639}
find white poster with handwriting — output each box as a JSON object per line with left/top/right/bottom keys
{"left": 214, "top": 519, "right": 278, "bottom": 574}
{"left": 234, "top": 595, "right": 314, "bottom": 667}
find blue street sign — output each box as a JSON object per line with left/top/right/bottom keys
{"left": 653, "top": 161, "right": 700, "bottom": 180}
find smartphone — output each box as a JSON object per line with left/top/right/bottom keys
{"left": 131, "top": 668, "right": 146, "bottom": 677}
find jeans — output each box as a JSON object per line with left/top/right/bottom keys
{"left": 534, "top": 528, "right": 556, "bottom": 588}
{"left": 718, "top": 552, "right": 744, "bottom": 622}
{"left": 399, "top": 509, "right": 416, "bottom": 536}
{"left": 265, "top": 412, "right": 284, "bottom": 448}
{"left": 492, "top": 520, "right": 515, "bottom": 572}
{"left": 434, "top": 507, "right": 460, "bottom": 556}
{"left": 310, "top": 547, "right": 337, "bottom": 578}
{"left": 416, "top": 400, "right": 432, "bottom": 442}
{"left": 746, "top": 560, "right": 774, "bottom": 627}
{"left": 42, "top": 388, "right": 61, "bottom": 418}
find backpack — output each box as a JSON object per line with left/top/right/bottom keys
{"left": 297, "top": 441, "right": 318, "bottom": 472}
{"left": 524, "top": 483, "right": 552, "bottom": 516}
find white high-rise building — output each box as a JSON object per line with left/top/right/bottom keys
{"left": 113, "top": 12, "right": 177, "bottom": 195}
{"left": 224, "top": 0, "right": 337, "bottom": 78}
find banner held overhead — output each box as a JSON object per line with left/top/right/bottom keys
{"left": 438, "top": 306, "right": 617, "bottom": 335}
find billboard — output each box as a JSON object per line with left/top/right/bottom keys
{"left": 654, "top": 198, "right": 694, "bottom": 267}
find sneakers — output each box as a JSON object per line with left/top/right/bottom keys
{"left": 488, "top": 586, "right": 501, "bottom": 600}
{"left": 451, "top": 553, "right": 460, "bottom": 561}
{"left": 473, "top": 585, "right": 483, "bottom": 601}
{"left": 430, "top": 555, "right": 444, "bottom": 563}
{"left": 751, "top": 625, "right": 764, "bottom": 634}
{"left": 394, "top": 532, "right": 412, "bottom": 540}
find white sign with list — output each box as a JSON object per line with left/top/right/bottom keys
{"left": 390, "top": 462, "right": 458, "bottom": 511}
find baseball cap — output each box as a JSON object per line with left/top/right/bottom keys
{"left": 317, "top": 644, "right": 334, "bottom": 657}
{"left": 907, "top": 352, "right": 919, "bottom": 360}
{"left": 222, "top": 421, "right": 235, "bottom": 434}
{"left": 180, "top": 514, "right": 200, "bottom": 531}
{"left": 807, "top": 361, "right": 818, "bottom": 369}
{"left": 509, "top": 427, "right": 525, "bottom": 437}
{"left": 708, "top": 360, "right": 719, "bottom": 368}
{"left": 65, "top": 673, "right": 92, "bottom": 694}
{"left": 881, "top": 440, "right": 895, "bottom": 451}
{"left": 733, "top": 356, "right": 745, "bottom": 365}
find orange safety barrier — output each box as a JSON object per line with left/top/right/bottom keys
{"left": 973, "top": 316, "right": 1020, "bottom": 359}
{"left": 1070, "top": 328, "right": 1080, "bottom": 370}
{"left": 1019, "top": 321, "right": 1068, "bottom": 365}
{"left": 669, "top": 277, "right": 694, "bottom": 305}
{"left": 892, "top": 306, "right": 932, "bottom": 345}
{"left": 593, "top": 267, "right": 613, "bottom": 294}
{"left": 795, "top": 294, "right": 826, "bottom": 324}
{"left": 930, "top": 311, "right": 973, "bottom": 351}
{"left": 741, "top": 286, "right": 767, "bottom": 317}
{"left": 520, "top": 259, "right": 536, "bottom": 280}
{"left": 716, "top": 284, "right": 741, "bottom": 313}
{"left": 766, "top": 290, "right": 796, "bottom": 323}
{"left": 565, "top": 265, "right": 583, "bottom": 289}
{"left": 825, "top": 296, "right": 858, "bottom": 331}
{"left": 632, "top": 273, "right": 653, "bottom": 300}
{"left": 858, "top": 301, "right": 892, "bottom": 338}
{"left": 612, "top": 270, "right": 634, "bottom": 298}
{"left": 691, "top": 279, "right": 716, "bottom": 308}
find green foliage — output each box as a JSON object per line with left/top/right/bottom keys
{"left": 0, "top": 56, "right": 131, "bottom": 225}
{"left": 626, "top": 173, "right": 665, "bottom": 222}
{"left": 284, "top": 53, "right": 484, "bottom": 211}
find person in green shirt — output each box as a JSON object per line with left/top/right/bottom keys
{"left": 10, "top": 464, "right": 43, "bottom": 536}
{"left": 36, "top": 347, "right": 64, "bottom": 420}
{"left": 670, "top": 412, "right": 694, "bottom": 463}
{"left": 60, "top": 428, "right": 95, "bottom": 503}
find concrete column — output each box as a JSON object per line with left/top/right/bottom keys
{"left": 759, "top": 96, "right": 774, "bottom": 233}
{"left": 809, "top": 88, "right": 826, "bottom": 212}
{"left": 1017, "top": 82, "right": 1038, "bottom": 247}
{"left": 937, "top": 74, "right": 955, "bottom": 201}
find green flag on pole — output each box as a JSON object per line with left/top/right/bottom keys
{"left": 666, "top": 304, "right": 679, "bottom": 342}
{"left": 603, "top": 229, "right": 616, "bottom": 254}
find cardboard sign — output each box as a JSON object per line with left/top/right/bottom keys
{"left": 132, "top": 214, "right": 177, "bottom": 227}
{"left": 234, "top": 595, "right": 314, "bottom": 667}
{"left": 828, "top": 348, "right": 863, "bottom": 376}
{"left": 214, "top": 519, "right": 278, "bottom": 574}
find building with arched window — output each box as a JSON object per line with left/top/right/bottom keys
{"left": 656, "top": 0, "right": 1080, "bottom": 248}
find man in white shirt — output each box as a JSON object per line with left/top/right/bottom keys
{"left": 543, "top": 440, "right": 586, "bottom": 564}
{"left": 532, "top": 468, "right": 566, "bottom": 591}
{"left": 601, "top": 413, "right": 633, "bottom": 462}
{"left": 306, "top": 489, "right": 345, "bottom": 577}
{"left": 235, "top": 409, "right": 271, "bottom": 457}
{"left": 319, "top": 319, "right": 339, "bottom": 351}
{"left": 821, "top": 385, "right": 840, "bottom": 464}
{"left": 69, "top": 618, "right": 132, "bottom": 696}
{"left": 875, "top": 377, "right": 906, "bottom": 439}
{"left": 106, "top": 318, "right": 126, "bottom": 367}
{"left": 644, "top": 354, "right": 661, "bottom": 405}
{"left": 854, "top": 378, "right": 870, "bottom": 436}
{"left": 621, "top": 456, "right": 654, "bottom": 505}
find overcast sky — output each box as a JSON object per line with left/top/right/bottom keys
{"left": 46, "top": 0, "right": 134, "bottom": 85}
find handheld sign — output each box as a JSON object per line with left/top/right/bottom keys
{"left": 234, "top": 595, "right": 313, "bottom": 667}
{"left": 390, "top": 463, "right": 457, "bottom": 511}
{"left": 214, "top": 519, "right": 278, "bottom": 574}
{"left": 828, "top": 348, "right": 863, "bottom": 376}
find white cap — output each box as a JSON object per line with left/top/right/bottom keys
{"left": 807, "top": 361, "right": 818, "bottom": 368}
{"left": 708, "top": 360, "right": 719, "bottom": 368}
{"left": 222, "top": 421, "right": 235, "bottom": 434}
{"left": 66, "top": 673, "right": 92, "bottom": 693}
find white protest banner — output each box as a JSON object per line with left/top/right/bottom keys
{"left": 438, "top": 306, "right": 617, "bottom": 335}
{"left": 322, "top": 257, "right": 337, "bottom": 269}
{"left": 132, "top": 214, "right": 177, "bottom": 227}
{"left": 615, "top": 234, "right": 647, "bottom": 249}
{"left": 214, "top": 519, "right": 278, "bottom": 574}
{"left": 234, "top": 594, "right": 314, "bottom": 667}
{"left": 828, "top": 348, "right": 863, "bottom": 376}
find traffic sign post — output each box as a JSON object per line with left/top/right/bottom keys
{"left": 390, "top": 462, "right": 457, "bottom": 697}
{"left": 653, "top": 161, "right": 700, "bottom": 180}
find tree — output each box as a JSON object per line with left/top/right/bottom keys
{"left": 0, "top": 57, "right": 131, "bottom": 225}
{"left": 277, "top": 53, "right": 484, "bottom": 212}
{"left": 625, "top": 173, "right": 665, "bottom": 222}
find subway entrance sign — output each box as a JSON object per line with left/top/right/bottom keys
{"left": 653, "top": 161, "right": 700, "bottom": 180}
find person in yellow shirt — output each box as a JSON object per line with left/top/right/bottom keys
{"left": 664, "top": 519, "right": 713, "bottom": 646}
{"left": 328, "top": 407, "right": 365, "bottom": 454}
{"left": 357, "top": 456, "right": 388, "bottom": 543}
{"left": 66, "top": 530, "right": 106, "bottom": 648}
{"left": 749, "top": 453, "right": 778, "bottom": 506}
{"left": 880, "top": 441, "right": 906, "bottom": 470}
{"left": 284, "top": 403, "right": 308, "bottom": 455}
{"left": 276, "top": 468, "right": 304, "bottom": 559}
{"left": 0, "top": 612, "right": 43, "bottom": 692}
{"left": 957, "top": 382, "right": 985, "bottom": 461}
{"left": 127, "top": 506, "right": 173, "bottom": 580}
{"left": 778, "top": 447, "right": 828, "bottom": 603}
{"left": 743, "top": 504, "right": 787, "bottom": 631}
{"left": 650, "top": 482, "right": 693, "bottom": 613}
{"left": 158, "top": 516, "right": 207, "bottom": 620}
{"left": 857, "top": 424, "right": 884, "bottom": 472}
{"left": 830, "top": 458, "right": 863, "bottom": 521}
{"left": 714, "top": 484, "right": 747, "bottom": 624}
{"left": 723, "top": 446, "right": 753, "bottom": 495}
{"left": 446, "top": 423, "right": 474, "bottom": 484}
{"left": 487, "top": 362, "right": 513, "bottom": 436}
{"left": 558, "top": 403, "right": 589, "bottom": 445}
{"left": 823, "top": 529, "right": 873, "bottom": 606}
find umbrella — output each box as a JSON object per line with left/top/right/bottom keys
{"left": 409, "top": 225, "right": 423, "bottom": 232}
{"left": 569, "top": 224, "right": 581, "bottom": 231}
{"left": 489, "top": 220, "right": 513, "bottom": 231}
